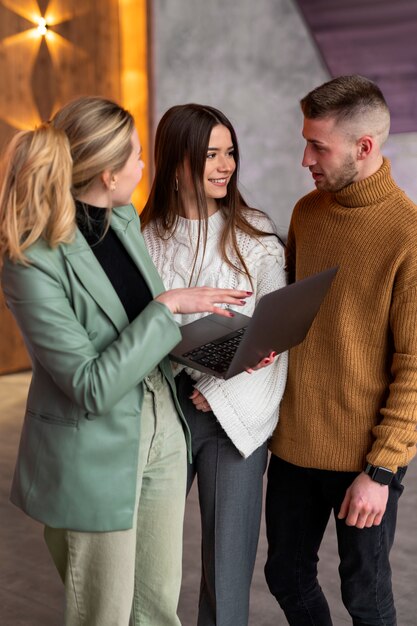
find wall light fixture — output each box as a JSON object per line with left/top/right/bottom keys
{"left": 36, "top": 17, "right": 48, "bottom": 36}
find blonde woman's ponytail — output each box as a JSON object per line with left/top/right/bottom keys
{"left": 0, "top": 124, "right": 75, "bottom": 266}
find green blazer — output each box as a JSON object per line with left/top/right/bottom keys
{"left": 2, "top": 204, "right": 189, "bottom": 532}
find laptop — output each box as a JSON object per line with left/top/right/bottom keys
{"left": 169, "top": 266, "right": 338, "bottom": 380}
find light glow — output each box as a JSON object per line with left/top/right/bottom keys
{"left": 0, "top": 0, "right": 41, "bottom": 23}
{"left": 36, "top": 17, "right": 48, "bottom": 36}
{"left": 0, "top": 1, "right": 84, "bottom": 128}
{"left": 0, "top": 0, "right": 151, "bottom": 178}
{"left": 119, "top": 0, "right": 150, "bottom": 212}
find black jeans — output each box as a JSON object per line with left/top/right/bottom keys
{"left": 264, "top": 455, "right": 406, "bottom": 626}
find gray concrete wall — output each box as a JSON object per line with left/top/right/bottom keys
{"left": 385, "top": 133, "right": 417, "bottom": 203}
{"left": 151, "top": 0, "right": 417, "bottom": 239}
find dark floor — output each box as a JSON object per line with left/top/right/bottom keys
{"left": 1, "top": 373, "right": 416, "bottom": 625}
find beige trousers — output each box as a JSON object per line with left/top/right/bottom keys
{"left": 45, "top": 368, "right": 187, "bottom": 626}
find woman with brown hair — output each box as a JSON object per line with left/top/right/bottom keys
{"left": 0, "top": 96, "right": 249, "bottom": 626}
{"left": 142, "top": 103, "right": 288, "bottom": 625}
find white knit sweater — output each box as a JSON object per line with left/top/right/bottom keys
{"left": 143, "top": 209, "right": 288, "bottom": 457}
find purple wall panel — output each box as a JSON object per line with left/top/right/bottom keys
{"left": 295, "top": 0, "right": 417, "bottom": 132}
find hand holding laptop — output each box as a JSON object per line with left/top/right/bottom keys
{"left": 155, "top": 286, "right": 251, "bottom": 318}
{"left": 189, "top": 350, "right": 278, "bottom": 412}
{"left": 246, "top": 350, "right": 277, "bottom": 374}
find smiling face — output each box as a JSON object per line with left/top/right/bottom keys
{"left": 302, "top": 116, "right": 360, "bottom": 192}
{"left": 203, "top": 124, "right": 236, "bottom": 210}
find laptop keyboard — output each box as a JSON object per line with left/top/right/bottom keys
{"left": 184, "top": 328, "right": 247, "bottom": 374}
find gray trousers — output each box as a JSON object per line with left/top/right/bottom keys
{"left": 176, "top": 371, "right": 267, "bottom": 626}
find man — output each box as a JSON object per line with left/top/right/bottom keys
{"left": 265, "top": 75, "right": 417, "bottom": 625}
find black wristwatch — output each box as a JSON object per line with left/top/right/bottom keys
{"left": 364, "top": 463, "right": 394, "bottom": 485}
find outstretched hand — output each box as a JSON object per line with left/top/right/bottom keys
{"left": 337, "top": 472, "right": 389, "bottom": 528}
{"left": 155, "top": 286, "right": 251, "bottom": 317}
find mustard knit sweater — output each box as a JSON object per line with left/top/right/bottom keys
{"left": 270, "top": 158, "right": 417, "bottom": 472}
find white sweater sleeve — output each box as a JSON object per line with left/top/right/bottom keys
{"left": 194, "top": 235, "right": 288, "bottom": 458}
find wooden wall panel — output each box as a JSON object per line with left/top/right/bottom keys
{"left": 0, "top": 292, "right": 29, "bottom": 375}
{"left": 0, "top": 0, "right": 150, "bottom": 374}
{"left": 0, "top": 0, "right": 121, "bottom": 143}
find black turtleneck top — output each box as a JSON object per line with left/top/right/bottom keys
{"left": 76, "top": 201, "right": 152, "bottom": 323}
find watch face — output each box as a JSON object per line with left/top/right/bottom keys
{"left": 370, "top": 465, "right": 393, "bottom": 485}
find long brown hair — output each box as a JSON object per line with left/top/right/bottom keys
{"left": 141, "top": 103, "right": 275, "bottom": 286}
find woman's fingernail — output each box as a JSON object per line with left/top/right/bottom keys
{"left": 246, "top": 291, "right": 253, "bottom": 296}
{"left": 229, "top": 312, "right": 235, "bottom": 317}
{"left": 240, "top": 300, "right": 246, "bottom": 305}
{"left": 271, "top": 351, "right": 277, "bottom": 358}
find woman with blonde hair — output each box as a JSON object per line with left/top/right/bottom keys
{"left": 0, "top": 96, "right": 250, "bottom": 626}
{"left": 142, "top": 103, "right": 288, "bottom": 626}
